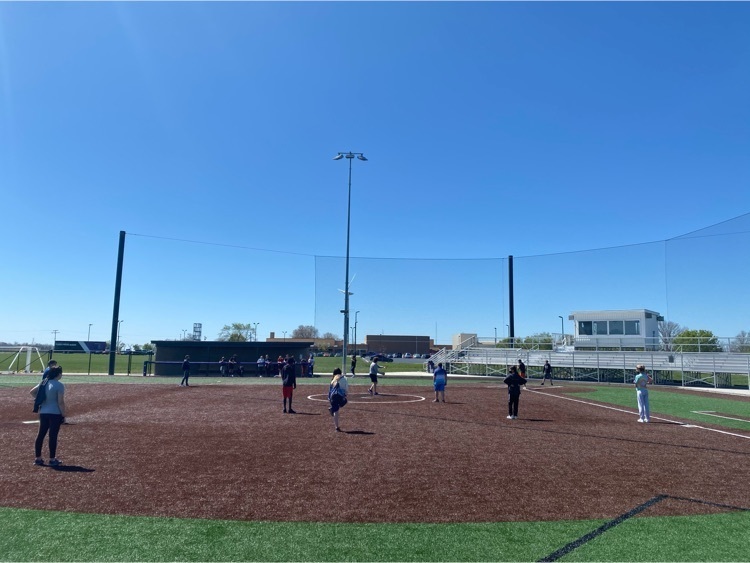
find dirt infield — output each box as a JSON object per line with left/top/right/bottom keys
{"left": 2, "top": 381, "right": 749, "bottom": 523}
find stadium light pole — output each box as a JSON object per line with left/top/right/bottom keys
{"left": 559, "top": 315, "right": 564, "bottom": 345}
{"left": 253, "top": 322, "right": 259, "bottom": 342}
{"left": 354, "top": 311, "right": 360, "bottom": 356}
{"left": 333, "top": 151, "right": 367, "bottom": 372}
{"left": 117, "top": 321, "right": 123, "bottom": 352}
{"left": 88, "top": 324, "right": 92, "bottom": 341}
{"left": 494, "top": 327, "right": 497, "bottom": 346}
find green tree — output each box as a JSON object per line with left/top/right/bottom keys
{"left": 673, "top": 329, "right": 722, "bottom": 353}
{"left": 142, "top": 343, "right": 155, "bottom": 352}
{"left": 292, "top": 325, "right": 319, "bottom": 339}
{"left": 217, "top": 323, "right": 254, "bottom": 342}
{"left": 520, "top": 332, "right": 553, "bottom": 350}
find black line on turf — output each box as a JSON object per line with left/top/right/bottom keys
{"left": 538, "top": 495, "right": 668, "bottom": 562}
{"left": 665, "top": 495, "right": 750, "bottom": 512}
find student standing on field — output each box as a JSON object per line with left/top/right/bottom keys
{"left": 634, "top": 364, "right": 653, "bottom": 423}
{"left": 541, "top": 360, "right": 553, "bottom": 385}
{"left": 31, "top": 365, "right": 66, "bottom": 466}
{"left": 504, "top": 365, "right": 526, "bottom": 419}
{"left": 350, "top": 353, "right": 357, "bottom": 377}
{"left": 517, "top": 359, "right": 527, "bottom": 380}
{"left": 180, "top": 355, "right": 191, "bottom": 387}
{"left": 432, "top": 363, "right": 447, "bottom": 402}
{"left": 328, "top": 368, "right": 349, "bottom": 432}
{"left": 368, "top": 357, "right": 384, "bottom": 395}
{"left": 282, "top": 357, "right": 297, "bottom": 413}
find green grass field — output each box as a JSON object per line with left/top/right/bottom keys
{"left": 1, "top": 506, "right": 748, "bottom": 562}
{"left": 2, "top": 376, "right": 748, "bottom": 561}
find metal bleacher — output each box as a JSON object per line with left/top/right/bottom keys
{"left": 428, "top": 344, "right": 750, "bottom": 390}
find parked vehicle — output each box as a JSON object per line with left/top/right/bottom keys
{"left": 371, "top": 354, "right": 393, "bottom": 363}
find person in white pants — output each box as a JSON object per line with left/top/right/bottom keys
{"left": 634, "top": 364, "right": 653, "bottom": 423}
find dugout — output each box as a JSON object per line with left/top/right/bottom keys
{"left": 150, "top": 340, "right": 314, "bottom": 377}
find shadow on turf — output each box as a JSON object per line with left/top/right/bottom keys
{"left": 342, "top": 430, "right": 375, "bottom": 435}
{"left": 49, "top": 464, "right": 95, "bottom": 473}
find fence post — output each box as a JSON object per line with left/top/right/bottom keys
{"left": 680, "top": 354, "right": 685, "bottom": 387}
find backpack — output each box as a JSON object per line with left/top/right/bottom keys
{"left": 33, "top": 380, "right": 48, "bottom": 413}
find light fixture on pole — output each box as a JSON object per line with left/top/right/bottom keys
{"left": 494, "top": 327, "right": 497, "bottom": 346}
{"left": 88, "top": 324, "right": 93, "bottom": 341}
{"left": 282, "top": 331, "right": 287, "bottom": 342}
{"left": 253, "top": 323, "right": 259, "bottom": 342}
{"left": 333, "top": 151, "right": 367, "bottom": 372}
{"left": 558, "top": 315, "right": 564, "bottom": 345}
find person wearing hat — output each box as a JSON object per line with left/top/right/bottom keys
{"left": 634, "top": 364, "right": 653, "bottom": 423}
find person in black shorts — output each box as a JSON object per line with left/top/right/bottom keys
{"left": 541, "top": 360, "right": 553, "bottom": 385}
{"left": 368, "top": 358, "right": 384, "bottom": 395}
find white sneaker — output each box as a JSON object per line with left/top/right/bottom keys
{"left": 506, "top": 415, "right": 513, "bottom": 419}
{"left": 512, "top": 416, "right": 518, "bottom": 419}
{"left": 637, "top": 418, "right": 644, "bottom": 423}
{"left": 644, "top": 418, "right": 650, "bottom": 423}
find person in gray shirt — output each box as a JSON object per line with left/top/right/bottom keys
{"left": 31, "top": 366, "right": 66, "bottom": 466}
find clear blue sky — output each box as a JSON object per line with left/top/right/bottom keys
{"left": 2, "top": 2, "right": 749, "bottom": 348}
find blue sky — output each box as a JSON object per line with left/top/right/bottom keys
{"left": 1, "top": 2, "right": 749, "bottom": 348}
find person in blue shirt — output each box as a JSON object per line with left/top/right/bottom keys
{"left": 432, "top": 363, "right": 447, "bottom": 402}
{"left": 634, "top": 364, "right": 653, "bottom": 423}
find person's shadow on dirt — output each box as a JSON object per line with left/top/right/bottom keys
{"left": 342, "top": 430, "right": 374, "bottom": 435}
{"left": 50, "top": 465, "right": 95, "bottom": 473}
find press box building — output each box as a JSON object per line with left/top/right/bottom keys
{"left": 569, "top": 309, "right": 663, "bottom": 350}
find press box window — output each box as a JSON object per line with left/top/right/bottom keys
{"left": 625, "top": 321, "right": 640, "bottom": 335}
{"left": 609, "top": 321, "right": 624, "bottom": 335}
{"left": 578, "top": 321, "right": 593, "bottom": 335}
{"left": 593, "top": 321, "right": 608, "bottom": 335}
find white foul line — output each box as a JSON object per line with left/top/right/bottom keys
{"left": 526, "top": 388, "right": 750, "bottom": 441}
{"left": 693, "top": 411, "right": 750, "bottom": 424}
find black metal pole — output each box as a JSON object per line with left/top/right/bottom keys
{"left": 508, "top": 255, "right": 515, "bottom": 348}
{"left": 109, "top": 231, "right": 126, "bottom": 375}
